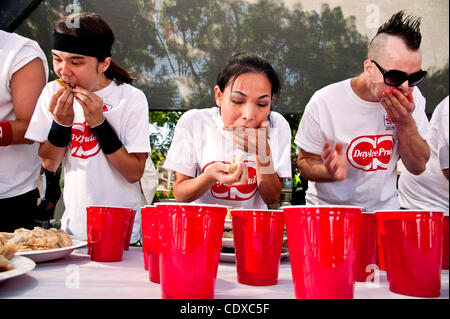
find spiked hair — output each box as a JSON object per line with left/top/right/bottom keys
{"left": 372, "top": 10, "right": 422, "bottom": 50}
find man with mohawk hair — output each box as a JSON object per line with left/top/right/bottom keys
{"left": 294, "top": 11, "right": 430, "bottom": 212}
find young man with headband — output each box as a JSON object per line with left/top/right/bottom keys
{"left": 0, "top": 30, "right": 48, "bottom": 231}
{"left": 25, "top": 13, "right": 151, "bottom": 241}
{"left": 294, "top": 11, "right": 430, "bottom": 212}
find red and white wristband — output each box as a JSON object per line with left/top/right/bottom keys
{"left": 0, "top": 121, "right": 13, "bottom": 146}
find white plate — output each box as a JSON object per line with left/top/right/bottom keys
{"left": 224, "top": 219, "right": 232, "bottom": 230}
{"left": 0, "top": 256, "right": 36, "bottom": 283}
{"left": 15, "top": 239, "right": 87, "bottom": 263}
{"left": 222, "top": 237, "right": 234, "bottom": 249}
{"left": 220, "top": 248, "right": 289, "bottom": 263}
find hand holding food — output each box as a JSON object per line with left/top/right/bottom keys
{"left": 380, "top": 88, "right": 415, "bottom": 125}
{"left": 224, "top": 120, "right": 270, "bottom": 156}
{"left": 228, "top": 150, "right": 246, "bottom": 174}
{"left": 49, "top": 84, "right": 75, "bottom": 126}
{"left": 56, "top": 78, "right": 75, "bottom": 89}
{"left": 205, "top": 161, "right": 248, "bottom": 187}
{"left": 72, "top": 86, "right": 105, "bottom": 128}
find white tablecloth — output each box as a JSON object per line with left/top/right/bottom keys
{"left": 0, "top": 247, "right": 448, "bottom": 299}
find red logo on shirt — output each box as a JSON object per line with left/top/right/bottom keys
{"left": 346, "top": 135, "right": 394, "bottom": 172}
{"left": 204, "top": 161, "right": 257, "bottom": 201}
{"left": 71, "top": 122, "right": 100, "bottom": 159}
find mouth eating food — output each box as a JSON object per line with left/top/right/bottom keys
{"left": 56, "top": 79, "right": 75, "bottom": 89}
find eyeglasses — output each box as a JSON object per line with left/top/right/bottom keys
{"left": 371, "top": 60, "right": 427, "bottom": 87}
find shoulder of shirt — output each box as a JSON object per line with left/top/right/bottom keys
{"left": 0, "top": 30, "right": 42, "bottom": 50}
{"left": 269, "top": 111, "right": 290, "bottom": 128}
{"left": 179, "top": 107, "right": 216, "bottom": 121}
{"left": 114, "top": 82, "right": 147, "bottom": 99}
{"left": 311, "top": 79, "right": 349, "bottom": 99}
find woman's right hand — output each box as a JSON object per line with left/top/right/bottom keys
{"left": 205, "top": 161, "right": 248, "bottom": 187}
{"left": 48, "top": 87, "right": 74, "bottom": 126}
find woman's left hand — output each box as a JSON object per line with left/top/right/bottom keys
{"left": 225, "top": 120, "right": 270, "bottom": 157}
{"left": 73, "top": 87, "right": 104, "bottom": 127}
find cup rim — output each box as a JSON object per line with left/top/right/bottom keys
{"left": 281, "top": 205, "right": 363, "bottom": 209}
{"left": 374, "top": 209, "right": 445, "bottom": 214}
{"left": 86, "top": 205, "right": 136, "bottom": 212}
{"left": 154, "top": 202, "right": 229, "bottom": 209}
{"left": 229, "top": 209, "right": 283, "bottom": 213}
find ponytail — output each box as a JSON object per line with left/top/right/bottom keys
{"left": 105, "top": 60, "right": 135, "bottom": 85}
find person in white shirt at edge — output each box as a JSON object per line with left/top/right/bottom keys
{"left": 164, "top": 53, "right": 292, "bottom": 208}
{"left": 25, "top": 13, "right": 151, "bottom": 242}
{"left": 295, "top": 11, "right": 430, "bottom": 212}
{"left": 398, "top": 96, "right": 449, "bottom": 214}
{"left": 0, "top": 30, "right": 48, "bottom": 232}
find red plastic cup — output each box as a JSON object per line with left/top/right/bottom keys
{"left": 283, "top": 205, "right": 362, "bottom": 299}
{"left": 443, "top": 215, "right": 449, "bottom": 270}
{"left": 156, "top": 203, "right": 227, "bottom": 299}
{"left": 354, "top": 212, "right": 377, "bottom": 282}
{"left": 141, "top": 205, "right": 161, "bottom": 283}
{"left": 375, "top": 210, "right": 443, "bottom": 297}
{"left": 86, "top": 206, "right": 134, "bottom": 262}
{"left": 123, "top": 209, "right": 137, "bottom": 250}
{"left": 376, "top": 220, "right": 386, "bottom": 271}
{"left": 231, "top": 209, "right": 284, "bottom": 286}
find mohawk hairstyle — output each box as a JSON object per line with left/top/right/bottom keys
{"left": 374, "top": 10, "right": 422, "bottom": 50}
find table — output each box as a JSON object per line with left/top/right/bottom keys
{"left": 0, "top": 246, "right": 448, "bottom": 299}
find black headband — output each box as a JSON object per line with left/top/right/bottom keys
{"left": 52, "top": 32, "right": 112, "bottom": 60}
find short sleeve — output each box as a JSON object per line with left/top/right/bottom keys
{"left": 411, "top": 88, "right": 431, "bottom": 141}
{"left": 269, "top": 112, "right": 292, "bottom": 178}
{"left": 436, "top": 97, "right": 449, "bottom": 170}
{"left": 294, "top": 94, "right": 325, "bottom": 155}
{"left": 25, "top": 83, "right": 54, "bottom": 142}
{"left": 163, "top": 110, "right": 198, "bottom": 177}
{"left": 122, "top": 88, "right": 151, "bottom": 153}
{"left": 8, "top": 43, "right": 49, "bottom": 87}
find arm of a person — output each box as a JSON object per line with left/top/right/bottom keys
{"left": 173, "top": 171, "right": 219, "bottom": 203}
{"left": 255, "top": 149, "right": 283, "bottom": 205}
{"left": 38, "top": 140, "right": 66, "bottom": 172}
{"left": 105, "top": 150, "right": 148, "bottom": 183}
{"left": 173, "top": 162, "right": 247, "bottom": 202}
{"left": 396, "top": 118, "right": 430, "bottom": 175}
{"left": 297, "top": 142, "right": 347, "bottom": 182}
{"left": 381, "top": 89, "right": 430, "bottom": 175}
{"left": 9, "top": 58, "right": 46, "bottom": 144}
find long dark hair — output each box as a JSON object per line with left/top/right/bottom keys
{"left": 53, "top": 12, "right": 135, "bottom": 85}
{"left": 216, "top": 53, "right": 281, "bottom": 101}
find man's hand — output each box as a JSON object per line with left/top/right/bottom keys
{"left": 321, "top": 141, "right": 347, "bottom": 181}
{"left": 380, "top": 89, "right": 414, "bottom": 125}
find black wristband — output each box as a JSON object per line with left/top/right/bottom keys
{"left": 47, "top": 120, "right": 72, "bottom": 147}
{"left": 91, "top": 118, "right": 123, "bottom": 155}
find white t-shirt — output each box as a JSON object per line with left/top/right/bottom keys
{"left": 295, "top": 78, "right": 430, "bottom": 212}
{"left": 25, "top": 80, "right": 151, "bottom": 240}
{"left": 398, "top": 96, "right": 449, "bottom": 214}
{"left": 163, "top": 107, "right": 292, "bottom": 209}
{"left": 0, "top": 30, "right": 48, "bottom": 198}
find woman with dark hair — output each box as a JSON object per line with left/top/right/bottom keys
{"left": 164, "top": 53, "right": 291, "bottom": 208}
{"left": 25, "top": 13, "right": 151, "bottom": 241}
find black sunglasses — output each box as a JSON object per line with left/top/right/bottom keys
{"left": 371, "top": 60, "right": 427, "bottom": 87}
